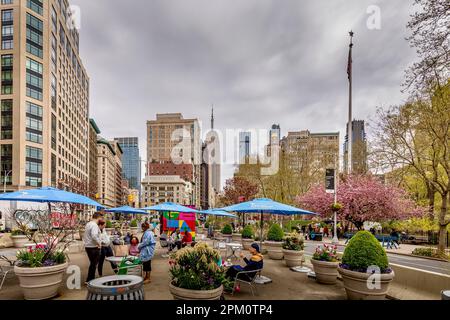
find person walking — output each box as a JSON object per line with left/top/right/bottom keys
{"left": 84, "top": 212, "right": 103, "bottom": 283}
{"left": 98, "top": 220, "right": 117, "bottom": 277}
{"left": 138, "top": 222, "right": 156, "bottom": 284}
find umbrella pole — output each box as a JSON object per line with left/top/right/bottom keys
{"left": 260, "top": 210, "right": 263, "bottom": 250}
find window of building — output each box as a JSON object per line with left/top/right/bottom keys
{"left": 26, "top": 57, "right": 43, "bottom": 101}
{"left": 26, "top": 101, "right": 43, "bottom": 117}
{"left": 1, "top": 1, "right": 14, "bottom": 5}
{"left": 1, "top": 99, "right": 12, "bottom": 140}
{"left": 2, "top": 55, "right": 13, "bottom": 96}
{"left": 1, "top": 9, "right": 13, "bottom": 22}
{"left": 26, "top": 0, "right": 43, "bottom": 16}
{"left": 0, "top": 144, "right": 12, "bottom": 184}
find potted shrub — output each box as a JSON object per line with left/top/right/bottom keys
{"left": 169, "top": 243, "right": 225, "bottom": 300}
{"left": 130, "top": 219, "right": 139, "bottom": 235}
{"left": 11, "top": 229, "right": 32, "bottom": 248}
{"left": 221, "top": 224, "right": 233, "bottom": 241}
{"left": 282, "top": 232, "right": 305, "bottom": 267}
{"left": 338, "top": 231, "right": 395, "bottom": 300}
{"left": 105, "top": 220, "right": 114, "bottom": 235}
{"left": 241, "top": 225, "right": 254, "bottom": 250}
{"left": 13, "top": 211, "right": 74, "bottom": 300}
{"left": 311, "top": 244, "right": 340, "bottom": 284}
{"left": 264, "top": 224, "right": 285, "bottom": 260}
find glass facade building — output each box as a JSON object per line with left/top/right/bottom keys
{"left": 114, "top": 137, "right": 141, "bottom": 192}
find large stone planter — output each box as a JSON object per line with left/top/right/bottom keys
{"left": 232, "top": 233, "right": 242, "bottom": 242}
{"left": 169, "top": 282, "right": 223, "bottom": 300}
{"left": 106, "top": 228, "right": 114, "bottom": 236}
{"left": 311, "top": 259, "right": 340, "bottom": 284}
{"left": 130, "top": 227, "right": 139, "bottom": 235}
{"left": 283, "top": 249, "right": 304, "bottom": 267}
{"left": 264, "top": 241, "right": 283, "bottom": 260}
{"left": 11, "top": 235, "right": 31, "bottom": 248}
{"left": 241, "top": 238, "right": 254, "bottom": 250}
{"left": 338, "top": 267, "right": 395, "bottom": 300}
{"left": 14, "top": 262, "right": 69, "bottom": 300}
{"left": 222, "top": 234, "right": 232, "bottom": 242}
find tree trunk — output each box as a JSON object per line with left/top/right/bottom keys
{"left": 426, "top": 183, "right": 435, "bottom": 220}
{"left": 437, "top": 192, "right": 448, "bottom": 255}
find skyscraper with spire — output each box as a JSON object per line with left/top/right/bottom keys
{"left": 209, "top": 106, "right": 221, "bottom": 193}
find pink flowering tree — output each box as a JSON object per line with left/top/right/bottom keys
{"left": 297, "top": 175, "right": 424, "bottom": 230}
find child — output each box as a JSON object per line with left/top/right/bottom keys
{"left": 129, "top": 236, "right": 140, "bottom": 256}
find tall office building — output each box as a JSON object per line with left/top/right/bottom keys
{"left": 0, "top": 0, "right": 90, "bottom": 193}
{"left": 88, "top": 119, "right": 100, "bottom": 198}
{"left": 344, "top": 120, "right": 368, "bottom": 174}
{"left": 146, "top": 113, "right": 201, "bottom": 207}
{"left": 239, "top": 131, "right": 251, "bottom": 164}
{"left": 266, "top": 124, "right": 281, "bottom": 157}
{"left": 114, "top": 137, "right": 141, "bottom": 192}
{"left": 96, "top": 138, "right": 123, "bottom": 208}
{"left": 281, "top": 130, "right": 339, "bottom": 177}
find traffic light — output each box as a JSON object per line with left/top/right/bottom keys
{"left": 128, "top": 194, "right": 135, "bottom": 203}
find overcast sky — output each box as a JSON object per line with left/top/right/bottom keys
{"left": 71, "top": 0, "right": 418, "bottom": 187}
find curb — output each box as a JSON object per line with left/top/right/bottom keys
{"left": 388, "top": 251, "right": 450, "bottom": 262}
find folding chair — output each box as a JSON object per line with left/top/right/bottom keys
{"left": 231, "top": 269, "right": 263, "bottom": 296}
{"left": 0, "top": 256, "right": 15, "bottom": 290}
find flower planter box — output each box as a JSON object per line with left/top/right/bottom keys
{"left": 11, "top": 235, "right": 31, "bottom": 249}
{"left": 241, "top": 238, "right": 254, "bottom": 250}
{"left": 264, "top": 241, "right": 283, "bottom": 260}
{"left": 311, "top": 259, "right": 340, "bottom": 284}
{"left": 282, "top": 249, "right": 304, "bottom": 267}
{"left": 169, "top": 282, "right": 223, "bottom": 300}
{"left": 232, "top": 233, "right": 242, "bottom": 242}
{"left": 338, "top": 267, "right": 395, "bottom": 300}
{"left": 14, "top": 262, "right": 69, "bottom": 300}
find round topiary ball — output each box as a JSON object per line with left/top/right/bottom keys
{"left": 342, "top": 231, "right": 389, "bottom": 272}
{"left": 221, "top": 224, "right": 233, "bottom": 235}
{"left": 241, "top": 225, "right": 254, "bottom": 239}
{"left": 267, "top": 224, "right": 284, "bottom": 242}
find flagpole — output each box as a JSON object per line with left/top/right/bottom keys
{"left": 347, "top": 31, "right": 354, "bottom": 175}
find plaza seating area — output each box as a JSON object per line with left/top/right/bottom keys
{"left": 0, "top": 237, "right": 348, "bottom": 300}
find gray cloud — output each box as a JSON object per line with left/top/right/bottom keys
{"left": 71, "top": 0, "right": 417, "bottom": 186}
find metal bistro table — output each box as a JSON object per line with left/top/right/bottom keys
{"left": 225, "top": 242, "right": 243, "bottom": 260}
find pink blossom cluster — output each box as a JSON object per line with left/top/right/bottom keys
{"left": 297, "top": 174, "right": 424, "bottom": 225}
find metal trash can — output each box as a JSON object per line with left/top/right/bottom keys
{"left": 442, "top": 290, "right": 450, "bottom": 300}
{"left": 87, "top": 275, "right": 145, "bottom": 300}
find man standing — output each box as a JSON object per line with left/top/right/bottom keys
{"left": 84, "top": 212, "right": 103, "bottom": 283}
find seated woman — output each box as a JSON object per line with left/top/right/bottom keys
{"left": 226, "top": 243, "right": 263, "bottom": 282}
{"left": 129, "top": 236, "right": 140, "bottom": 256}
{"left": 181, "top": 231, "right": 194, "bottom": 248}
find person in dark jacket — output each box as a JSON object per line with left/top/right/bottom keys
{"left": 226, "top": 243, "right": 264, "bottom": 281}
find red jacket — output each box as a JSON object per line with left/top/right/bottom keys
{"left": 182, "top": 232, "right": 192, "bottom": 243}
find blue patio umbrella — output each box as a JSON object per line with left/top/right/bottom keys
{"left": 0, "top": 187, "right": 104, "bottom": 209}
{"left": 142, "top": 202, "right": 200, "bottom": 213}
{"left": 105, "top": 206, "right": 148, "bottom": 215}
{"left": 198, "top": 209, "right": 237, "bottom": 218}
{"left": 220, "top": 198, "right": 317, "bottom": 247}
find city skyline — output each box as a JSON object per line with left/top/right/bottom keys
{"left": 70, "top": 0, "right": 417, "bottom": 187}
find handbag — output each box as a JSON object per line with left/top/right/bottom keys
{"left": 113, "top": 239, "right": 129, "bottom": 257}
